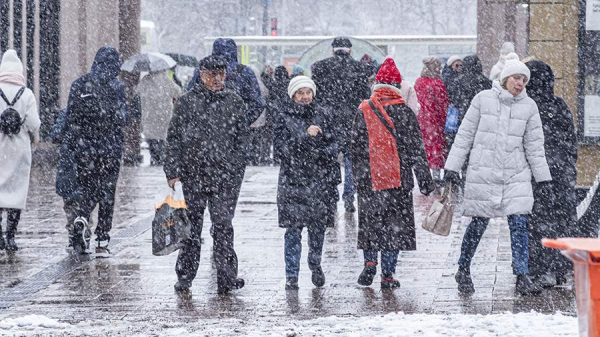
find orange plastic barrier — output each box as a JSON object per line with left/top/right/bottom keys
{"left": 543, "top": 238, "right": 600, "bottom": 337}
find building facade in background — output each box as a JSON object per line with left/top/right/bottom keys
{"left": 0, "top": 0, "right": 140, "bottom": 139}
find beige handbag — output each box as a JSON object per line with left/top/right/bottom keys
{"left": 422, "top": 183, "right": 455, "bottom": 236}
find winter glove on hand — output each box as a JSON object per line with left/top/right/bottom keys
{"left": 420, "top": 179, "right": 435, "bottom": 196}
{"left": 444, "top": 170, "right": 461, "bottom": 186}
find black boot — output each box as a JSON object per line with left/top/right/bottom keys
{"left": 285, "top": 277, "right": 299, "bottom": 290}
{"left": 381, "top": 275, "right": 401, "bottom": 289}
{"left": 311, "top": 266, "right": 325, "bottom": 287}
{"left": 516, "top": 274, "right": 542, "bottom": 296}
{"left": 358, "top": 262, "right": 377, "bottom": 286}
{"left": 344, "top": 201, "right": 356, "bottom": 213}
{"left": 5, "top": 222, "right": 18, "bottom": 252}
{"left": 174, "top": 279, "right": 191, "bottom": 292}
{"left": 217, "top": 277, "right": 245, "bottom": 294}
{"left": 455, "top": 267, "right": 475, "bottom": 294}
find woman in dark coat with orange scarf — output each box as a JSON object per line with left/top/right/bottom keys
{"left": 352, "top": 58, "right": 434, "bottom": 288}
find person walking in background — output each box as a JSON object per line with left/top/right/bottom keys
{"left": 138, "top": 69, "right": 181, "bottom": 166}
{"left": 0, "top": 50, "right": 41, "bottom": 252}
{"left": 120, "top": 71, "right": 142, "bottom": 166}
{"left": 447, "top": 55, "right": 492, "bottom": 190}
{"left": 164, "top": 55, "right": 247, "bottom": 294}
{"left": 291, "top": 65, "right": 305, "bottom": 78}
{"left": 64, "top": 46, "right": 127, "bottom": 256}
{"left": 442, "top": 55, "right": 462, "bottom": 104}
{"left": 311, "top": 37, "right": 371, "bottom": 213}
{"left": 352, "top": 58, "right": 434, "bottom": 288}
{"left": 248, "top": 65, "right": 271, "bottom": 166}
{"left": 269, "top": 66, "right": 291, "bottom": 165}
{"left": 188, "top": 38, "right": 265, "bottom": 126}
{"left": 525, "top": 60, "right": 578, "bottom": 287}
{"left": 414, "top": 56, "right": 449, "bottom": 192}
{"left": 444, "top": 58, "right": 551, "bottom": 295}
{"left": 274, "top": 76, "right": 340, "bottom": 290}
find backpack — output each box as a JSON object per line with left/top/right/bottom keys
{"left": 0, "top": 87, "right": 26, "bottom": 135}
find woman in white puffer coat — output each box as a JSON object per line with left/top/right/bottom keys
{"left": 444, "top": 58, "right": 551, "bottom": 296}
{"left": 0, "top": 50, "right": 40, "bottom": 252}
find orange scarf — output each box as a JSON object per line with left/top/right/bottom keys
{"left": 359, "top": 88, "right": 405, "bottom": 191}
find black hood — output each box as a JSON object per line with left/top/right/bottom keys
{"left": 462, "top": 55, "right": 483, "bottom": 75}
{"left": 526, "top": 60, "right": 555, "bottom": 99}
{"left": 90, "top": 46, "right": 121, "bottom": 84}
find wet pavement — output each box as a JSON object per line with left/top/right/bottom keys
{"left": 0, "top": 162, "right": 577, "bottom": 330}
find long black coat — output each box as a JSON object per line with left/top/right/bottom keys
{"left": 274, "top": 99, "right": 341, "bottom": 228}
{"left": 526, "top": 60, "right": 578, "bottom": 275}
{"left": 312, "top": 51, "right": 371, "bottom": 146}
{"left": 351, "top": 101, "right": 433, "bottom": 251}
{"left": 164, "top": 84, "right": 248, "bottom": 191}
{"left": 447, "top": 56, "right": 492, "bottom": 150}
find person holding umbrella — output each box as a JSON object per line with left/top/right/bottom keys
{"left": 122, "top": 52, "right": 181, "bottom": 166}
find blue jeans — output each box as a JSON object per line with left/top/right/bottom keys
{"left": 364, "top": 250, "right": 400, "bottom": 276}
{"left": 342, "top": 151, "right": 355, "bottom": 203}
{"left": 458, "top": 215, "right": 530, "bottom": 275}
{"left": 284, "top": 226, "right": 326, "bottom": 278}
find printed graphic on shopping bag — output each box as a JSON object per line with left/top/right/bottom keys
{"left": 152, "top": 182, "right": 191, "bottom": 256}
{"left": 422, "top": 183, "right": 455, "bottom": 236}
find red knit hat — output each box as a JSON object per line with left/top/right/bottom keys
{"left": 376, "top": 58, "right": 402, "bottom": 84}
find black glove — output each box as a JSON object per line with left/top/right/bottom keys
{"left": 444, "top": 170, "right": 461, "bottom": 185}
{"left": 420, "top": 179, "right": 435, "bottom": 196}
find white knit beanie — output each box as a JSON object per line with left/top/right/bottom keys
{"left": 0, "top": 49, "right": 24, "bottom": 74}
{"left": 287, "top": 75, "right": 316, "bottom": 98}
{"left": 446, "top": 55, "right": 462, "bottom": 67}
{"left": 500, "top": 59, "right": 530, "bottom": 84}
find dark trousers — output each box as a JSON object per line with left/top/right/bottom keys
{"left": 0, "top": 208, "right": 21, "bottom": 238}
{"left": 458, "top": 215, "right": 529, "bottom": 275}
{"left": 122, "top": 116, "right": 142, "bottom": 165}
{"left": 176, "top": 180, "right": 241, "bottom": 287}
{"left": 284, "top": 225, "right": 326, "bottom": 278}
{"left": 76, "top": 156, "right": 121, "bottom": 242}
{"left": 147, "top": 139, "right": 166, "bottom": 166}
{"left": 247, "top": 127, "right": 272, "bottom": 165}
{"left": 363, "top": 250, "right": 400, "bottom": 276}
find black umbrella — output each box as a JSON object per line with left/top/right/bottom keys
{"left": 165, "top": 53, "right": 199, "bottom": 68}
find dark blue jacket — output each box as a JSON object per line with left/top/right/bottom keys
{"left": 64, "top": 46, "right": 127, "bottom": 159}
{"left": 188, "top": 38, "right": 265, "bottom": 125}
{"left": 51, "top": 108, "right": 79, "bottom": 200}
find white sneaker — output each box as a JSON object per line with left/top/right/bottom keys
{"left": 72, "top": 217, "right": 89, "bottom": 254}
{"left": 95, "top": 240, "right": 111, "bottom": 258}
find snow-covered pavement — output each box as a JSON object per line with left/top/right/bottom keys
{"left": 0, "top": 165, "right": 579, "bottom": 336}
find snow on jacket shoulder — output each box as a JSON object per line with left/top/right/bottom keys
{"left": 445, "top": 81, "right": 551, "bottom": 218}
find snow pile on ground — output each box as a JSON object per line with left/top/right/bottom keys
{"left": 0, "top": 314, "right": 71, "bottom": 331}
{"left": 0, "top": 312, "right": 578, "bottom": 336}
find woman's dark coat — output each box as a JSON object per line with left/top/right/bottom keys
{"left": 447, "top": 55, "right": 492, "bottom": 150}
{"left": 274, "top": 99, "right": 341, "bottom": 228}
{"left": 526, "top": 60, "right": 578, "bottom": 275}
{"left": 351, "top": 101, "right": 434, "bottom": 251}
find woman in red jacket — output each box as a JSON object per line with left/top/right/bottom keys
{"left": 414, "top": 57, "right": 450, "bottom": 191}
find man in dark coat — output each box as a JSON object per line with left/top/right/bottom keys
{"left": 352, "top": 58, "right": 434, "bottom": 288}
{"left": 311, "top": 37, "right": 372, "bottom": 213}
{"left": 525, "top": 60, "right": 578, "bottom": 286}
{"left": 188, "top": 38, "right": 265, "bottom": 126}
{"left": 274, "top": 75, "right": 341, "bottom": 290}
{"left": 64, "top": 46, "right": 127, "bottom": 256}
{"left": 164, "top": 55, "right": 247, "bottom": 294}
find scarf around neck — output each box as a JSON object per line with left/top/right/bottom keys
{"left": 358, "top": 87, "right": 406, "bottom": 191}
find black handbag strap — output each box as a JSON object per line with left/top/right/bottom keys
{"left": 367, "top": 99, "right": 398, "bottom": 141}
{"left": 0, "top": 87, "right": 25, "bottom": 107}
